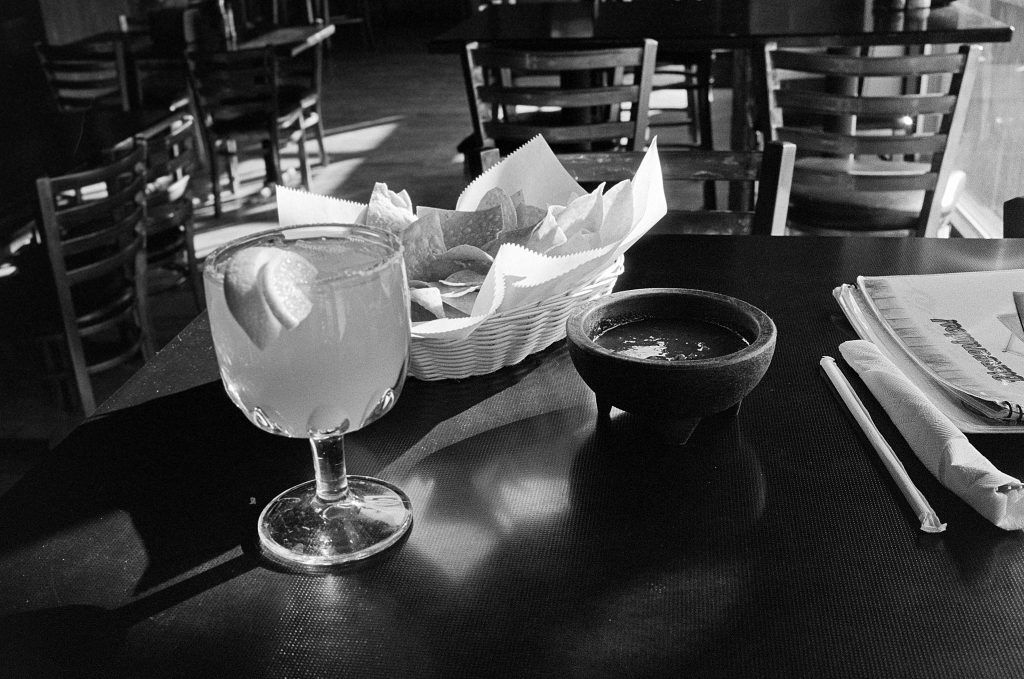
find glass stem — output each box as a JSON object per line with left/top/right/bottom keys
{"left": 311, "top": 435, "right": 350, "bottom": 503}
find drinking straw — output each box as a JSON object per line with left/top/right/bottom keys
{"left": 820, "top": 356, "right": 946, "bottom": 533}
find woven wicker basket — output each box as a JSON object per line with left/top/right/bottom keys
{"left": 409, "top": 257, "right": 624, "bottom": 380}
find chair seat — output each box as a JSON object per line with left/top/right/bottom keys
{"left": 208, "top": 105, "right": 304, "bottom": 136}
{"left": 788, "top": 156, "right": 927, "bottom": 232}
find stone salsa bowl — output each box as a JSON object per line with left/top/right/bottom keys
{"left": 566, "top": 288, "right": 777, "bottom": 443}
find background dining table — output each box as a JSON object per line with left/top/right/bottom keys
{"left": 429, "top": 0, "right": 1014, "bottom": 53}
{"left": 4, "top": 232, "right": 1024, "bottom": 678}
{"left": 430, "top": 0, "right": 1015, "bottom": 158}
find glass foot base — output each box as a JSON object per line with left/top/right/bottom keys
{"left": 258, "top": 475, "right": 413, "bottom": 569}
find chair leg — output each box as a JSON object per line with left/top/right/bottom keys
{"left": 209, "top": 138, "right": 223, "bottom": 218}
{"left": 361, "top": 0, "right": 376, "bottom": 51}
{"left": 696, "top": 55, "right": 717, "bottom": 210}
{"left": 134, "top": 247, "right": 156, "bottom": 361}
{"left": 264, "top": 122, "right": 286, "bottom": 187}
{"left": 225, "top": 139, "right": 240, "bottom": 195}
{"left": 184, "top": 220, "right": 205, "bottom": 311}
{"left": 313, "top": 106, "right": 329, "bottom": 166}
{"left": 295, "top": 122, "right": 311, "bottom": 191}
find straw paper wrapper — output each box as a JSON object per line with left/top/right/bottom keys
{"left": 839, "top": 339, "right": 1024, "bottom": 530}
{"left": 277, "top": 136, "right": 667, "bottom": 341}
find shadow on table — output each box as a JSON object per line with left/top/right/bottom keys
{"left": 0, "top": 349, "right": 545, "bottom": 595}
{"left": 0, "top": 553, "right": 255, "bottom": 677}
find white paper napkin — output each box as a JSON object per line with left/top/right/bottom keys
{"left": 839, "top": 339, "right": 1024, "bottom": 531}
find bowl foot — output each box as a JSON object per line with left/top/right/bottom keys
{"left": 594, "top": 398, "right": 744, "bottom": 445}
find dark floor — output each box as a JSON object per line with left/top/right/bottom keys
{"left": 0, "top": 19, "right": 731, "bottom": 495}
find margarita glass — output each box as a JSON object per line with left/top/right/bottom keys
{"left": 204, "top": 224, "right": 412, "bottom": 568}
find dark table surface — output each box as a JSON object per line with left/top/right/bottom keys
{"left": 6, "top": 233, "right": 1024, "bottom": 678}
{"left": 429, "top": 0, "right": 1014, "bottom": 53}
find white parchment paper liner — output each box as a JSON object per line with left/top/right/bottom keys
{"left": 277, "top": 136, "right": 667, "bottom": 341}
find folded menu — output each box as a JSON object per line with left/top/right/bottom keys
{"left": 840, "top": 339, "right": 1024, "bottom": 531}
{"left": 277, "top": 135, "right": 667, "bottom": 341}
{"left": 834, "top": 269, "right": 1024, "bottom": 433}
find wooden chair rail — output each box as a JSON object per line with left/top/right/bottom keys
{"left": 770, "top": 49, "right": 968, "bottom": 76}
{"left": 774, "top": 91, "right": 957, "bottom": 117}
{"left": 777, "top": 128, "right": 947, "bottom": 156}
{"left": 478, "top": 85, "right": 641, "bottom": 108}
{"left": 471, "top": 46, "right": 649, "bottom": 71}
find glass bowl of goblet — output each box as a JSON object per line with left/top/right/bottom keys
{"left": 204, "top": 224, "right": 413, "bottom": 568}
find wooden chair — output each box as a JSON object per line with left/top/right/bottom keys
{"left": 186, "top": 46, "right": 312, "bottom": 217}
{"left": 758, "top": 43, "right": 981, "bottom": 237}
{"left": 478, "top": 140, "right": 795, "bottom": 236}
{"left": 0, "top": 143, "right": 154, "bottom": 416}
{"left": 277, "top": 39, "right": 330, "bottom": 167}
{"left": 461, "top": 39, "right": 658, "bottom": 172}
{"left": 35, "top": 40, "right": 131, "bottom": 114}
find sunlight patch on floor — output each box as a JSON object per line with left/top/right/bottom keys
{"left": 311, "top": 157, "right": 368, "bottom": 197}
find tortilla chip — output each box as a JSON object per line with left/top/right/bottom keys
{"left": 401, "top": 211, "right": 448, "bottom": 281}
{"left": 441, "top": 244, "right": 493, "bottom": 274}
{"left": 476, "top": 187, "right": 517, "bottom": 233}
{"left": 418, "top": 203, "right": 508, "bottom": 249}
{"left": 366, "top": 182, "right": 416, "bottom": 233}
{"left": 410, "top": 285, "right": 445, "bottom": 321}
{"left": 509, "top": 190, "right": 547, "bottom": 231}
{"left": 440, "top": 269, "right": 486, "bottom": 287}
{"left": 481, "top": 223, "right": 537, "bottom": 257}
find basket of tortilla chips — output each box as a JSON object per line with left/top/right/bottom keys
{"left": 277, "top": 136, "right": 667, "bottom": 380}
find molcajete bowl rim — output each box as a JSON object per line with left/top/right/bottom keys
{"left": 566, "top": 287, "right": 777, "bottom": 368}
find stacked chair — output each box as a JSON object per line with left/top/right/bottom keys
{"left": 108, "top": 112, "right": 204, "bottom": 311}
{"left": 0, "top": 144, "right": 154, "bottom": 417}
{"left": 186, "top": 45, "right": 314, "bottom": 217}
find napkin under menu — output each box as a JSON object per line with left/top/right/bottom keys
{"left": 839, "top": 339, "right": 1024, "bottom": 531}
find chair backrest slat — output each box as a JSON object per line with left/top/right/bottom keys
{"left": 35, "top": 40, "right": 131, "bottom": 113}
{"left": 187, "top": 47, "right": 281, "bottom": 120}
{"left": 65, "top": 231, "right": 144, "bottom": 287}
{"left": 771, "top": 49, "right": 968, "bottom": 77}
{"left": 486, "top": 121, "right": 638, "bottom": 144}
{"left": 777, "top": 127, "right": 948, "bottom": 156}
{"left": 51, "top": 175, "right": 146, "bottom": 232}
{"left": 463, "top": 39, "right": 658, "bottom": 154}
{"left": 774, "top": 90, "right": 957, "bottom": 117}
{"left": 478, "top": 85, "right": 642, "bottom": 108}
